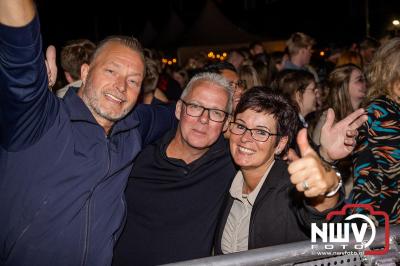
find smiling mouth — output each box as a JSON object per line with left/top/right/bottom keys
{"left": 238, "top": 146, "right": 255, "bottom": 155}
{"left": 105, "top": 93, "right": 124, "bottom": 104}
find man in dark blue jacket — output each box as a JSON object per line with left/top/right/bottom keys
{"left": 0, "top": 1, "right": 174, "bottom": 265}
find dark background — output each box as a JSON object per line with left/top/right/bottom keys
{"left": 36, "top": 0, "right": 400, "bottom": 52}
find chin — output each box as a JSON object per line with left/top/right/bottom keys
{"left": 232, "top": 154, "right": 252, "bottom": 167}
{"left": 188, "top": 140, "right": 211, "bottom": 150}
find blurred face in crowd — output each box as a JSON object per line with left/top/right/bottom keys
{"left": 221, "top": 69, "right": 245, "bottom": 110}
{"left": 175, "top": 81, "right": 229, "bottom": 151}
{"left": 79, "top": 42, "right": 144, "bottom": 131}
{"left": 172, "top": 71, "right": 186, "bottom": 89}
{"left": 297, "top": 81, "right": 317, "bottom": 117}
{"left": 251, "top": 44, "right": 264, "bottom": 56}
{"left": 301, "top": 46, "right": 313, "bottom": 66}
{"left": 229, "top": 109, "right": 287, "bottom": 174}
{"left": 348, "top": 68, "right": 367, "bottom": 109}
{"left": 361, "top": 47, "right": 377, "bottom": 64}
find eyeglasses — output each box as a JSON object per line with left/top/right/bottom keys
{"left": 229, "top": 80, "right": 246, "bottom": 90}
{"left": 229, "top": 122, "right": 279, "bottom": 142}
{"left": 180, "top": 99, "right": 228, "bottom": 123}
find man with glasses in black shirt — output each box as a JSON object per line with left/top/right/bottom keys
{"left": 113, "top": 72, "right": 237, "bottom": 266}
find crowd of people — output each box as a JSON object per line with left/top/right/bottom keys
{"left": 0, "top": 0, "right": 399, "bottom": 266}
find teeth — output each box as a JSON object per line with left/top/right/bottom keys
{"left": 238, "top": 146, "right": 254, "bottom": 154}
{"left": 105, "top": 93, "right": 122, "bottom": 103}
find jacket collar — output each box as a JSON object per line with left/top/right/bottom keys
{"left": 254, "top": 159, "right": 289, "bottom": 202}
{"left": 62, "top": 88, "right": 139, "bottom": 135}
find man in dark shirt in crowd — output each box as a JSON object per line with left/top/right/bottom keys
{"left": 113, "top": 72, "right": 236, "bottom": 265}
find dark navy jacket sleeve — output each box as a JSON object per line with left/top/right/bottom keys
{"left": 133, "top": 103, "right": 177, "bottom": 146}
{"left": 0, "top": 16, "right": 58, "bottom": 151}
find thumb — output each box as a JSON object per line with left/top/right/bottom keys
{"left": 296, "top": 128, "right": 313, "bottom": 157}
{"left": 46, "top": 45, "right": 56, "bottom": 62}
{"left": 322, "top": 108, "right": 335, "bottom": 131}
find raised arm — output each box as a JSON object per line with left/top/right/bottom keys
{"left": 0, "top": 0, "right": 35, "bottom": 26}
{"left": 0, "top": 0, "right": 59, "bottom": 151}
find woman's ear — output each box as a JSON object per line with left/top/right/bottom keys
{"left": 295, "top": 90, "right": 303, "bottom": 105}
{"left": 275, "top": 136, "right": 288, "bottom": 155}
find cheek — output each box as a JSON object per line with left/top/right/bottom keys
{"left": 208, "top": 124, "right": 224, "bottom": 138}
{"left": 127, "top": 88, "right": 141, "bottom": 101}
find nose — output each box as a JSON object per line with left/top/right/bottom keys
{"left": 240, "top": 129, "right": 253, "bottom": 142}
{"left": 115, "top": 76, "right": 127, "bottom": 92}
{"left": 199, "top": 109, "right": 210, "bottom": 124}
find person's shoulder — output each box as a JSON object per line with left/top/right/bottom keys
{"left": 366, "top": 96, "right": 395, "bottom": 119}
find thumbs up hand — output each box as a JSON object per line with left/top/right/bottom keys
{"left": 288, "top": 129, "right": 338, "bottom": 198}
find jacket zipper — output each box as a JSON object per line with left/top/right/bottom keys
{"left": 81, "top": 137, "right": 111, "bottom": 266}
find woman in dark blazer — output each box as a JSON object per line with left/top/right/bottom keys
{"left": 215, "top": 87, "right": 343, "bottom": 254}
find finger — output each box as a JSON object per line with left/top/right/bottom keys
{"left": 349, "top": 114, "right": 368, "bottom": 130}
{"left": 295, "top": 181, "right": 308, "bottom": 193}
{"left": 288, "top": 155, "right": 318, "bottom": 175}
{"left": 340, "top": 108, "right": 366, "bottom": 127}
{"left": 344, "top": 138, "right": 356, "bottom": 146}
{"left": 346, "top": 129, "right": 358, "bottom": 138}
{"left": 288, "top": 158, "right": 307, "bottom": 174}
{"left": 286, "top": 148, "right": 300, "bottom": 162}
{"left": 290, "top": 168, "right": 309, "bottom": 185}
{"left": 304, "top": 187, "right": 324, "bottom": 198}
{"left": 296, "top": 128, "right": 314, "bottom": 157}
{"left": 46, "top": 45, "right": 56, "bottom": 61}
{"left": 46, "top": 45, "right": 57, "bottom": 84}
{"left": 322, "top": 108, "right": 335, "bottom": 131}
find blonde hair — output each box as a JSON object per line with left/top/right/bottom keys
{"left": 366, "top": 38, "right": 400, "bottom": 101}
{"left": 238, "top": 65, "right": 262, "bottom": 91}
{"left": 286, "top": 32, "right": 315, "bottom": 56}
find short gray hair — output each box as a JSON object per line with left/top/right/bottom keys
{"left": 180, "top": 72, "right": 233, "bottom": 114}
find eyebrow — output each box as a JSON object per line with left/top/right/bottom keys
{"left": 186, "top": 100, "right": 225, "bottom": 111}
{"left": 108, "top": 61, "right": 143, "bottom": 77}
{"left": 235, "top": 118, "right": 271, "bottom": 131}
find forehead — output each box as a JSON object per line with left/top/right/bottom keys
{"left": 93, "top": 42, "right": 144, "bottom": 72}
{"left": 236, "top": 109, "right": 277, "bottom": 130}
{"left": 185, "top": 82, "right": 229, "bottom": 108}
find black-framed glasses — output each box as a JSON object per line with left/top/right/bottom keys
{"left": 229, "top": 122, "right": 279, "bottom": 142}
{"left": 229, "top": 80, "right": 246, "bottom": 90}
{"left": 180, "top": 99, "right": 229, "bottom": 123}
